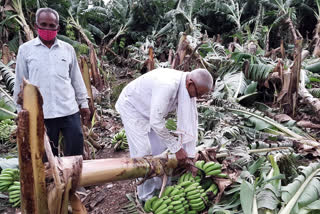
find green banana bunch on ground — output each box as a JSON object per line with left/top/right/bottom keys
{"left": 195, "top": 160, "right": 228, "bottom": 178}
{"left": 144, "top": 179, "right": 208, "bottom": 213}
{"left": 0, "top": 168, "right": 19, "bottom": 192}
{"left": 8, "top": 181, "right": 21, "bottom": 207}
{"left": 0, "top": 119, "right": 16, "bottom": 143}
{"left": 111, "top": 130, "right": 128, "bottom": 151}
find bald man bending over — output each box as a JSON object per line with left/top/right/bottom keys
{"left": 115, "top": 68, "right": 213, "bottom": 201}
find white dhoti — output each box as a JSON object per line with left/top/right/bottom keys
{"left": 116, "top": 97, "right": 168, "bottom": 201}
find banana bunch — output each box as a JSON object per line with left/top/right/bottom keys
{"left": 0, "top": 119, "right": 16, "bottom": 143}
{"left": 195, "top": 160, "right": 228, "bottom": 178}
{"left": 144, "top": 184, "right": 189, "bottom": 214}
{"left": 111, "top": 130, "right": 128, "bottom": 151}
{"left": 0, "top": 168, "right": 19, "bottom": 192}
{"left": 144, "top": 180, "right": 209, "bottom": 214}
{"left": 8, "top": 181, "right": 21, "bottom": 207}
{"left": 181, "top": 181, "right": 207, "bottom": 213}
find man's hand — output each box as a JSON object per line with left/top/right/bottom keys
{"left": 175, "top": 148, "right": 188, "bottom": 162}
{"left": 80, "top": 108, "right": 91, "bottom": 126}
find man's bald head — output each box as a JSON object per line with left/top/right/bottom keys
{"left": 186, "top": 69, "right": 213, "bottom": 98}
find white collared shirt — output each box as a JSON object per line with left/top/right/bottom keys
{"left": 115, "top": 69, "right": 182, "bottom": 154}
{"left": 13, "top": 37, "right": 88, "bottom": 119}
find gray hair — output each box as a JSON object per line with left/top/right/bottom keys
{"left": 35, "top": 8, "right": 59, "bottom": 25}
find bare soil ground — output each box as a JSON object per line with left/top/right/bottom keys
{"left": 82, "top": 148, "right": 136, "bottom": 214}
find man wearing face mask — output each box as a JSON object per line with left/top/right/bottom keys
{"left": 13, "top": 8, "right": 90, "bottom": 157}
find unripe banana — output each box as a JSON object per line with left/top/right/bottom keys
{"left": 154, "top": 203, "right": 167, "bottom": 214}
{"left": 155, "top": 208, "right": 168, "bottom": 214}
{"left": 163, "top": 186, "right": 174, "bottom": 197}
{"left": 203, "top": 161, "right": 216, "bottom": 171}
{"left": 189, "top": 197, "right": 203, "bottom": 204}
{"left": 204, "top": 163, "right": 221, "bottom": 173}
{"left": 206, "top": 169, "right": 222, "bottom": 176}
{"left": 187, "top": 193, "right": 201, "bottom": 200}
{"left": 144, "top": 196, "right": 157, "bottom": 212}
{"left": 173, "top": 203, "right": 184, "bottom": 210}
{"left": 178, "top": 173, "right": 186, "bottom": 184}
{"left": 151, "top": 198, "right": 163, "bottom": 211}
{"left": 215, "top": 173, "right": 228, "bottom": 178}
{"left": 186, "top": 189, "right": 200, "bottom": 196}
{"left": 12, "top": 200, "right": 21, "bottom": 208}
{"left": 178, "top": 180, "right": 192, "bottom": 187}
{"left": 169, "top": 188, "right": 180, "bottom": 196}
{"left": 184, "top": 183, "right": 200, "bottom": 192}
{"left": 175, "top": 207, "right": 186, "bottom": 214}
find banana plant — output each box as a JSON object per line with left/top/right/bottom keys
{"left": 279, "top": 162, "right": 320, "bottom": 214}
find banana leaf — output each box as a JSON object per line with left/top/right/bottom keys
{"left": 279, "top": 163, "right": 320, "bottom": 214}
{"left": 246, "top": 64, "right": 274, "bottom": 82}
{"left": 0, "top": 88, "right": 17, "bottom": 120}
{"left": 213, "top": 71, "right": 249, "bottom": 99}
{"left": 240, "top": 180, "right": 257, "bottom": 214}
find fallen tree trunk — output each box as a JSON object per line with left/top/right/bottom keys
{"left": 299, "top": 85, "right": 320, "bottom": 118}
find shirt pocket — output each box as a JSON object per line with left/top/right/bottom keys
{"left": 55, "top": 55, "right": 70, "bottom": 79}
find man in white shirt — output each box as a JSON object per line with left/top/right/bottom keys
{"left": 115, "top": 68, "right": 213, "bottom": 201}
{"left": 13, "top": 8, "right": 90, "bottom": 157}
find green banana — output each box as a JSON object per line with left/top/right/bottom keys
{"left": 8, "top": 185, "right": 20, "bottom": 191}
{"left": 169, "top": 188, "right": 180, "bottom": 196}
{"left": 186, "top": 189, "right": 200, "bottom": 196}
{"left": 187, "top": 193, "right": 201, "bottom": 200}
{"left": 156, "top": 208, "right": 168, "bottom": 214}
{"left": 206, "top": 183, "right": 218, "bottom": 193}
{"left": 173, "top": 203, "right": 184, "bottom": 210}
{"left": 195, "top": 175, "right": 201, "bottom": 183}
{"left": 9, "top": 190, "right": 20, "bottom": 195}
{"left": 13, "top": 200, "right": 21, "bottom": 208}
{"left": 189, "top": 198, "right": 203, "bottom": 204}
{"left": 9, "top": 196, "right": 20, "bottom": 203}
{"left": 175, "top": 207, "right": 186, "bottom": 214}
{"left": 178, "top": 173, "right": 186, "bottom": 184}
{"left": 188, "top": 210, "right": 197, "bottom": 214}
{"left": 163, "top": 186, "right": 174, "bottom": 197}
{"left": 0, "top": 176, "right": 13, "bottom": 181}
{"left": 202, "top": 161, "right": 216, "bottom": 171}
{"left": 167, "top": 205, "right": 173, "bottom": 210}
{"left": 155, "top": 203, "right": 167, "bottom": 213}
{"left": 144, "top": 196, "right": 158, "bottom": 212}
{"left": 215, "top": 173, "right": 228, "bottom": 178}
{"left": 206, "top": 169, "right": 222, "bottom": 176}
{"left": 195, "top": 160, "right": 205, "bottom": 169}
{"left": 204, "top": 163, "right": 221, "bottom": 174}
{"left": 190, "top": 202, "right": 205, "bottom": 211}
{"left": 185, "top": 183, "right": 199, "bottom": 193}
{"left": 213, "top": 188, "right": 218, "bottom": 195}
{"left": 151, "top": 198, "right": 164, "bottom": 211}
{"left": 163, "top": 198, "right": 172, "bottom": 205}
{"left": 178, "top": 180, "right": 192, "bottom": 187}
{"left": 170, "top": 200, "right": 181, "bottom": 206}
